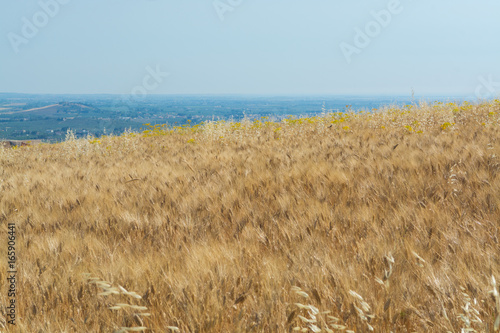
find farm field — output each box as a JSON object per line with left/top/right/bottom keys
{"left": 0, "top": 101, "right": 499, "bottom": 332}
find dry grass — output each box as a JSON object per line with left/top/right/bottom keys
{"left": 0, "top": 100, "right": 500, "bottom": 332}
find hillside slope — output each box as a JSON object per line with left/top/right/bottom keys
{"left": 0, "top": 101, "right": 499, "bottom": 332}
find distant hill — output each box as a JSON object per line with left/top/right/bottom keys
{"left": 0, "top": 94, "right": 472, "bottom": 141}
{"left": 0, "top": 102, "right": 95, "bottom": 116}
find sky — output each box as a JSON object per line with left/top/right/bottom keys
{"left": 1, "top": 0, "right": 500, "bottom": 98}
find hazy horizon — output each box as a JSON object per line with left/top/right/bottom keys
{"left": 2, "top": 1, "right": 500, "bottom": 99}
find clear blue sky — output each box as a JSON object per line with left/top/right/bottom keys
{"left": 1, "top": 0, "right": 499, "bottom": 97}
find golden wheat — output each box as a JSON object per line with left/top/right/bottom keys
{"left": 0, "top": 100, "right": 499, "bottom": 332}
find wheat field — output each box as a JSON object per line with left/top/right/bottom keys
{"left": 1, "top": 101, "right": 499, "bottom": 332}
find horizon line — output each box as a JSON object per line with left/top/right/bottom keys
{"left": 0, "top": 91, "right": 474, "bottom": 98}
